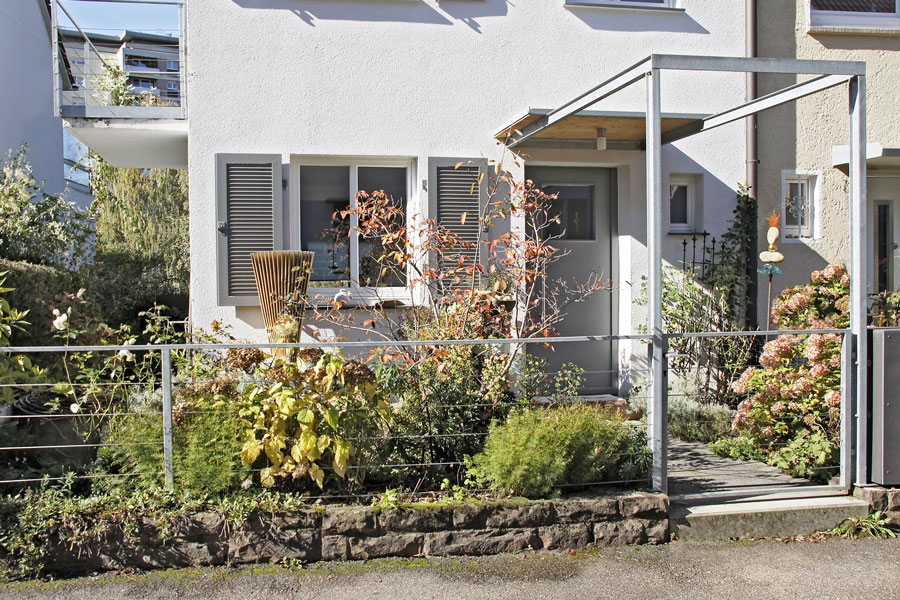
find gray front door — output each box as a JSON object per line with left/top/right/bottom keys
{"left": 525, "top": 166, "right": 616, "bottom": 394}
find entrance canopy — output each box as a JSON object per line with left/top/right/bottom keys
{"left": 494, "top": 109, "right": 703, "bottom": 149}
{"left": 493, "top": 54, "right": 869, "bottom": 494}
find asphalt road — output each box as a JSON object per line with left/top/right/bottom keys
{"left": 3, "top": 538, "right": 900, "bottom": 600}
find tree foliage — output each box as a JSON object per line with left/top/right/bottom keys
{"left": 89, "top": 156, "right": 190, "bottom": 298}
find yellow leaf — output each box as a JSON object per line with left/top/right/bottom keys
{"left": 317, "top": 435, "right": 331, "bottom": 454}
{"left": 460, "top": 212, "right": 468, "bottom": 225}
{"left": 309, "top": 463, "right": 325, "bottom": 489}
{"left": 240, "top": 441, "right": 261, "bottom": 465}
{"left": 290, "top": 443, "right": 303, "bottom": 463}
{"left": 260, "top": 467, "right": 275, "bottom": 488}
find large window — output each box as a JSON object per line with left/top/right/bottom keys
{"left": 783, "top": 172, "right": 818, "bottom": 240}
{"left": 811, "top": 0, "right": 900, "bottom": 27}
{"left": 297, "top": 160, "right": 412, "bottom": 294}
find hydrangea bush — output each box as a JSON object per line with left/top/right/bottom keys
{"left": 711, "top": 264, "right": 849, "bottom": 480}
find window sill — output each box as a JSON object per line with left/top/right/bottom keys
{"left": 808, "top": 24, "right": 900, "bottom": 36}
{"left": 306, "top": 289, "right": 414, "bottom": 309}
{"left": 564, "top": 2, "right": 685, "bottom": 12}
{"left": 782, "top": 236, "right": 821, "bottom": 244}
{"left": 667, "top": 230, "right": 708, "bottom": 236}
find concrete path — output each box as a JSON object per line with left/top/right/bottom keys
{"left": 3, "top": 538, "right": 899, "bottom": 600}
{"left": 668, "top": 439, "right": 814, "bottom": 497}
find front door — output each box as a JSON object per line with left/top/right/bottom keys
{"left": 524, "top": 166, "right": 616, "bottom": 394}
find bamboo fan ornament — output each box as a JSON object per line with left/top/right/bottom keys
{"left": 251, "top": 251, "right": 314, "bottom": 343}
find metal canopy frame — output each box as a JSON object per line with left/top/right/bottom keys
{"left": 509, "top": 54, "right": 868, "bottom": 494}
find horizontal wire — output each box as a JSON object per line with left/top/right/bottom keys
{"left": 0, "top": 441, "right": 162, "bottom": 452}
{"left": 0, "top": 472, "right": 145, "bottom": 485}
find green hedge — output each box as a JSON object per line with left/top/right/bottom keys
{"left": 0, "top": 259, "right": 75, "bottom": 346}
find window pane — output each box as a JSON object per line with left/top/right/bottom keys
{"left": 785, "top": 181, "right": 802, "bottom": 227}
{"left": 876, "top": 204, "right": 892, "bottom": 293}
{"left": 812, "top": 0, "right": 895, "bottom": 13}
{"left": 300, "top": 166, "right": 351, "bottom": 287}
{"left": 358, "top": 166, "right": 407, "bottom": 287}
{"left": 542, "top": 185, "right": 595, "bottom": 241}
{"left": 669, "top": 184, "right": 689, "bottom": 225}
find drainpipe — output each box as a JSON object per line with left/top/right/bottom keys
{"left": 746, "top": 0, "right": 759, "bottom": 329}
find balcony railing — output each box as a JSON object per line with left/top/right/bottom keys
{"left": 52, "top": 0, "right": 186, "bottom": 120}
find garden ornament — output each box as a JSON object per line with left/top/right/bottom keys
{"left": 759, "top": 211, "right": 784, "bottom": 332}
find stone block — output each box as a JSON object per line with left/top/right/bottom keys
{"left": 227, "top": 528, "right": 321, "bottom": 564}
{"left": 555, "top": 498, "right": 619, "bottom": 524}
{"left": 378, "top": 506, "right": 453, "bottom": 532}
{"left": 618, "top": 493, "right": 668, "bottom": 519}
{"left": 537, "top": 524, "right": 594, "bottom": 550}
{"left": 424, "top": 528, "right": 541, "bottom": 556}
{"left": 452, "top": 503, "right": 492, "bottom": 529}
{"left": 593, "top": 519, "right": 651, "bottom": 546}
{"left": 348, "top": 533, "right": 424, "bottom": 560}
{"left": 485, "top": 502, "right": 556, "bottom": 529}
{"left": 321, "top": 535, "right": 350, "bottom": 561}
{"left": 322, "top": 506, "right": 379, "bottom": 536}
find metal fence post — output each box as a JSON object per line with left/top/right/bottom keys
{"left": 840, "top": 332, "right": 853, "bottom": 489}
{"left": 161, "top": 347, "right": 174, "bottom": 490}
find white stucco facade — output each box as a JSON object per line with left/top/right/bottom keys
{"left": 757, "top": 0, "right": 900, "bottom": 313}
{"left": 0, "top": 0, "right": 65, "bottom": 196}
{"left": 184, "top": 0, "right": 750, "bottom": 352}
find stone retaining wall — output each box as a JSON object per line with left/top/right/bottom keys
{"left": 855, "top": 486, "right": 900, "bottom": 521}
{"left": 44, "top": 492, "right": 668, "bottom": 575}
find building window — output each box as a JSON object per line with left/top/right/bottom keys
{"left": 540, "top": 185, "right": 596, "bottom": 240}
{"left": 167, "top": 82, "right": 179, "bottom": 91}
{"left": 783, "top": 172, "right": 817, "bottom": 240}
{"left": 72, "top": 59, "right": 85, "bottom": 66}
{"left": 167, "top": 60, "right": 179, "bottom": 71}
{"left": 297, "top": 160, "right": 413, "bottom": 293}
{"left": 668, "top": 175, "right": 697, "bottom": 233}
{"left": 133, "top": 79, "right": 154, "bottom": 89}
{"left": 811, "top": 0, "right": 900, "bottom": 27}
{"left": 74, "top": 76, "right": 85, "bottom": 87}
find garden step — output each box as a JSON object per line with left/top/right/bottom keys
{"left": 669, "top": 496, "right": 870, "bottom": 540}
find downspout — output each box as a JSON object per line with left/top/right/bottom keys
{"left": 746, "top": 0, "right": 759, "bottom": 329}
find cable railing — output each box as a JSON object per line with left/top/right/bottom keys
{"left": 52, "top": 0, "right": 186, "bottom": 119}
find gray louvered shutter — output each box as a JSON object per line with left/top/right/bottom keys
{"left": 428, "top": 157, "right": 487, "bottom": 289}
{"left": 216, "top": 154, "right": 283, "bottom": 306}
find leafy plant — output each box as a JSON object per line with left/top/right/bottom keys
{"left": 0, "top": 146, "right": 92, "bottom": 268}
{"left": 237, "top": 350, "right": 389, "bottom": 490}
{"left": 467, "top": 405, "right": 651, "bottom": 498}
{"left": 629, "top": 392, "right": 734, "bottom": 443}
{"left": 714, "top": 265, "right": 849, "bottom": 480}
{"left": 831, "top": 511, "right": 897, "bottom": 539}
{"left": 0, "top": 272, "right": 44, "bottom": 405}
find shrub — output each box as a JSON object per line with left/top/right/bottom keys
{"left": 0, "top": 259, "right": 77, "bottom": 346}
{"left": 713, "top": 264, "right": 848, "bottom": 480}
{"left": 467, "top": 405, "right": 651, "bottom": 498}
{"left": 100, "top": 393, "right": 247, "bottom": 497}
{"left": 237, "top": 350, "right": 389, "bottom": 491}
{"left": 629, "top": 391, "right": 734, "bottom": 443}
{"left": 0, "top": 146, "right": 92, "bottom": 268}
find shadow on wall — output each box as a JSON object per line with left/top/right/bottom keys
{"left": 565, "top": 5, "right": 708, "bottom": 34}
{"left": 230, "top": 0, "right": 510, "bottom": 30}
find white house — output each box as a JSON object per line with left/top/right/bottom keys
{"left": 59, "top": 0, "right": 752, "bottom": 394}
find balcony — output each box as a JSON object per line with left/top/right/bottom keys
{"left": 52, "top": 0, "right": 187, "bottom": 168}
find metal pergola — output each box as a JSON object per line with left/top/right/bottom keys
{"left": 508, "top": 55, "right": 868, "bottom": 494}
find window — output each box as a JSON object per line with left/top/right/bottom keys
{"left": 167, "top": 60, "right": 179, "bottom": 71}
{"left": 167, "top": 82, "right": 179, "bottom": 91}
{"left": 297, "top": 160, "right": 413, "bottom": 294}
{"left": 74, "top": 76, "right": 84, "bottom": 87}
{"left": 783, "top": 172, "right": 818, "bottom": 240}
{"left": 72, "top": 59, "right": 85, "bottom": 66}
{"left": 540, "top": 184, "right": 596, "bottom": 240}
{"left": 811, "top": 0, "right": 900, "bottom": 27}
{"left": 133, "top": 79, "right": 154, "bottom": 89}
{"left": 668, "top": 175, "right": 697, "bottom": 233}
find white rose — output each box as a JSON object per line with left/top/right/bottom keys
{"left": 52, "top": 312, "right": 69, "bottom": 331}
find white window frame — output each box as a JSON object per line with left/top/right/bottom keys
{"left": 810, "top": 1, "right": 900, "bottom": 28}
{"left": 291, "top": 156, "right": 417, "bottom": 305}
{"left": 166, "top": 60, "right": 179, "bottom": 71}
{"left": 564, "top": 0, "right": 675, "bottom": 9}
{"left": 667, "top": 174, "right": 697, "bottom": 234}
{"left": 782, "top": 170, "right": 821, "bottom": 242}
{"left": 167, "top": 82, "right": 179, "bottom": 91}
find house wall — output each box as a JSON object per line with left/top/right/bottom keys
{"left": 187, "top": 0, "right": 750, "bottom": 351}
{"left": 757, "top": 0, "right": 900, "bottom": 315}
{"left": 0, "top": 0, "right": 65, "bottom": 196}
